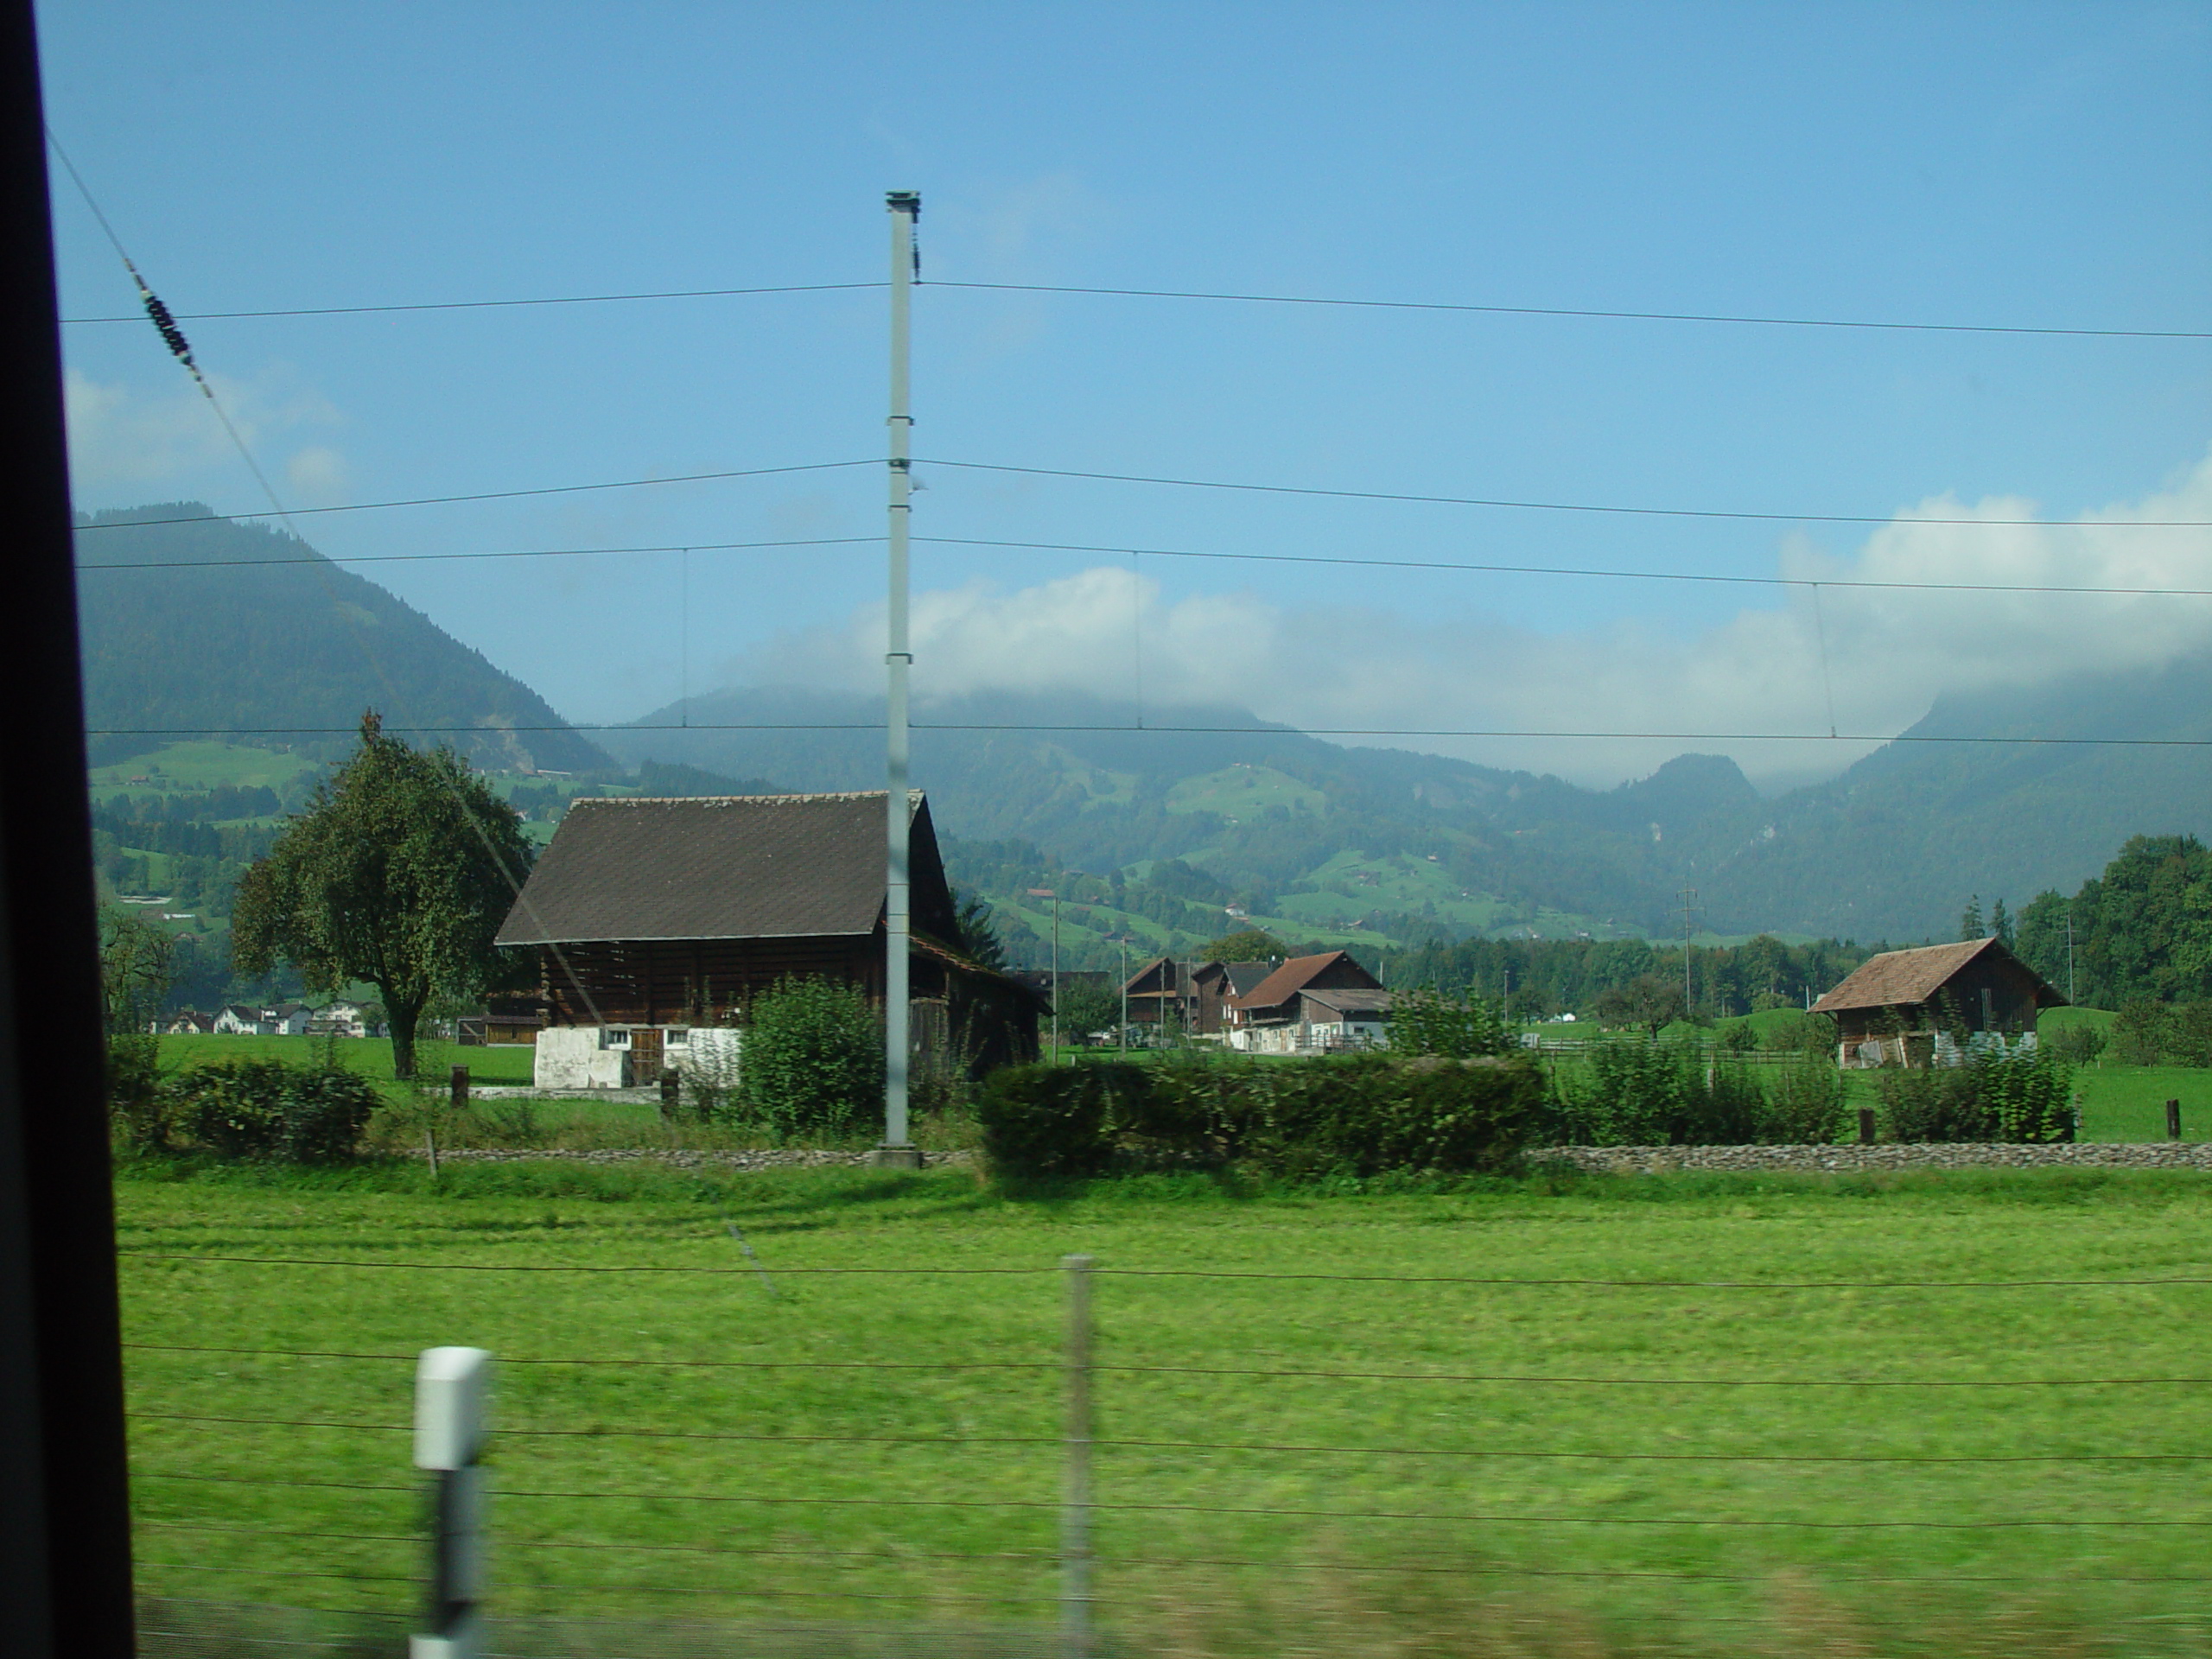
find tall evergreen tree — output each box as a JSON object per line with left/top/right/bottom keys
{"left": 1959, "top": 895, "right": 1985, "bottom": 942}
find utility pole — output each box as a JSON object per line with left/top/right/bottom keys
{"left": 879, "top": 190, "right": 919, "bottom": 1162}
{"left": 1117, "top": 937, "right": 1130, "bottom": 1055}
{"left": 2066, "top": 908, "right": 2076, "bottom": 1005}
{"left": 1677, "top": 887, "right": 1699, "bottom": 1016}
{"left": 1030, "top": 888, "right": 1060, "bottom": 1059}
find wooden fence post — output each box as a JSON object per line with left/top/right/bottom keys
{"left": 2167, "top": 1099, "right": 2182, "bottom": 1142}
{"left": 1857, "top": 1108, "right": 1876, "bottom": 1145}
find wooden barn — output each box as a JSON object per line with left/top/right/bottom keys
{"left": 1811, "top": 937, "right": 2065, "bottom": 1069}
{"left": 494, "top": 791, "right": 1043, "bottom": 1088}
{"left": 1119, "top": 957, "right": 1280, "bottom": 1035}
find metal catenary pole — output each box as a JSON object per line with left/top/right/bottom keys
{"left": 412, "top": 1346, "right": 492, "bottom": 1659}
{"left": 1061, "top": 1254, "right": 1095, "bottom": 1657}
{"left": 882, "top": 189, "right": 918, "bottom": 1154}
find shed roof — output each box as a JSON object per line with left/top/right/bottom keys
{"left": 1304, "top": 988, "right": 1395, "bottom": 1016}
{"left": 496, "top": 791, "right": 949, "bottom": 946}
{"left": 1810, "top": 938, "right": 2063, "bottom": 1015}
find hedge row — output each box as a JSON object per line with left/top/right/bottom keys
{"left": 109, "top": 1047, "right": 382, "bottom": 1162}
{"left": 976, "top": 1053, "right": 1548, "bottom": 1179}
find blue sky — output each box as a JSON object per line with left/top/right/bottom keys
{"left": 41, "top": 1, "right": 2212, "bottom": 786}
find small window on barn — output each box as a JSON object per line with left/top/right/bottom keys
{"left": 604, "top": 1027, "right": 632, "bottom": 1046}
{"left": 666, "top": 1028, "right": 690, "bottom": 1046}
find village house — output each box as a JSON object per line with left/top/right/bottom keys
{"left": 1224, "top": 950, "right": 1395, "bottom": 1053}
{"left": 211, "top": 1001, "right": 312, "bottom": 1037}
{"left": 1811, "top": 937, "right": 2065, "bottom": 1069}
{"left": 305, "top": 999, "right": 381, "bottom": 1039}
{"left": 494, "top": 791, "right": 1045, "bottom": 1090}
{"left": 1118, "top": 957, "right": 1277, "bottom": 1036}
{"left": 157, "top": 1009, "right": 214, "bottom": 1035}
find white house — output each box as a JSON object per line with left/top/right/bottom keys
{"left": 307, "top": 999, "right": 381, "bottom": 1039}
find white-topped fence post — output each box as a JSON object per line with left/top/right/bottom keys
{"left": 412, "top": 1346, "right": 493, "bottom": 1659}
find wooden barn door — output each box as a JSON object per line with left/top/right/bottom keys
{"left": 628, "top": 1027, "right": 664, "bottom": 1086}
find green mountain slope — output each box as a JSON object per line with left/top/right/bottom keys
{"left": 76, "top": 505, "right": 613, "bottom": 774}
{"left": 607, "top": 669, "right": 2210, "bottom": 957}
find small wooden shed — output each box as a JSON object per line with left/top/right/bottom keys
{"left": 1810, "top": 938, "right": 2065, "bottom": 1069}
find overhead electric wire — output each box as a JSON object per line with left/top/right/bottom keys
{"left": 918, "top": 457, "right": 2212, "bottom": 529}
{"left": 82, "top": 721, "right": 2212, "bottom": 749}
{"left": 69, "top": 526, "right": 2212, "bottom": 602}
{"left": 58, "top": 275, "right": 2209, "bottom": 340}
{"left": 915, "top": 534, "right": 2212, "bottom": 600}
{"left": 68, "top": 459, "right": 878, "bottom": 533}
{"left": 74, "top": 534, "right": 883, "bottom": 573}
{"left": 60, "top": 281, "right": 880, "bottom": 324}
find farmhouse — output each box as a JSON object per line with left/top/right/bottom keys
{"left": 1811, "top": 937, "right": 2065, "bottom": 1069}
{"left": 1116, "top": 957, "right": 1280, "bottom": 1036}
{"left": 494, "top": 791, "right": 1044, "bottom": 1090}
{"left": 1224, "top": 950, "right": 1394, "bottom": 1053}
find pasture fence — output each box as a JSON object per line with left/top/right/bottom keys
{"left": 118, "top": 1247, "right": 2212, "bottom": 1656}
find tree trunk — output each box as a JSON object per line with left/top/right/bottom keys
{"left": 387, "top": 995, "right": 422, "bottom": 1081}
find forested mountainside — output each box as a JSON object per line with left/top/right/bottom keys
{"left": 76, "top": 505, "right": 613, "bottom": 774}
{"left": 608, "top": 665, "right": 2211, "bottom": 956}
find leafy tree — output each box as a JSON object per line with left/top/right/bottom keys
{"left": 736, "top": 975, "right": 882, "bottom": 1137}
{"left": 1054, "top": 978, "right": 1123, "bottom": 1041}
{"left": 1210, "top": 928, "right": 1284, "bottom": 963}
{"left": 99, "top": 906, "right": 175, "bottom": 1033}
{"left": 232, "top": 713, "right": 534, "bottom": 1079}
{"left": 1593, "top": 973, "right": 1688, "bottom": 1036}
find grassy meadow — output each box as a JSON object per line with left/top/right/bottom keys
{"left": 119, "top": 1160, "right": 2212, "bottom": 1656}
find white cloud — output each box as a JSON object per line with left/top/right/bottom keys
{"left": 64, "top": 367, "right": 346, "bottom": 506}
{"left": 736, "top": 447, "right": 2212, "bottom": 788}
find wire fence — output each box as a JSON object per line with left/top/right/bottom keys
{"left": 123, "top": 1249, "right": 2212, "bottom": 1657}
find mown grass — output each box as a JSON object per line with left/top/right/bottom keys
{"left": 118, "top": 1159, "right": 2212, "bottom": 1654}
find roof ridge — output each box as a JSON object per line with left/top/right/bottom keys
{"left": 574, "top": 790, "right": 920, "bottom": 807}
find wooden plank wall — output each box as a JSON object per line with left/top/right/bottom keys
{"left": 537, "top": 934, "right": 956, "bottom": 1027}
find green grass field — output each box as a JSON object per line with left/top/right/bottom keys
{"left": 159, "top": 1033, "right": 538, "bottom": 1087}
{"left": 118, "top": 1161, "right": 2212, "bottom": 1655}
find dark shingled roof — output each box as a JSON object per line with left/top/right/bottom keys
{"left": 1810, "top": 938, "right": 2063, "bottom": 1015}
{"left": 496, "top": 791, "right": 950, "bottom": 946}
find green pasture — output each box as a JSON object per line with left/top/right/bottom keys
{"left": 118, "top": 1161, "right": 2212, "bottom": 1655}
{"left": 159, "top": 1033, "right": 537, "bottom": 1089}
{"left": 90, "top": 740, "right": 323, "bottom": 796}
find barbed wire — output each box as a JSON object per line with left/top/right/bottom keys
{"left": 124, "top": 1411, "right": 2212, "bottom": 1465}
{"left": 119, "top": 1341, "right": 2212, "bottom": 1389}
{"left": 113, "top": 1252, "right": 2212, "bottom": 1287}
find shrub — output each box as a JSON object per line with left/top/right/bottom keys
{"left": 2043, "top": 1021, "right": 2108, "bottom": 1065}
{"left": 1557, "top": 1039, "right": 1698, "bottom": 1145}
{"left": 976, "top": 1062, "right": 1143, "bottom": 1178}
{"left": 167, "top": 1058, "right": 380, "bottom": 1162}
{"left": 976, "top": 1052, "right": 1547, "bottom": 1181}
{"left": 106, "top": 1033, "right": 170, "bottom": 1153}
{"left": 737, "top": 976, "right": 883, "bottom": 1138}
{"left": 1256, "top": 1054, "right": 1546, "bottom": 1178}
{"left": 1879, "top": 1046, "right": 2074, "bottom": 1143}
{"left": 2113, "top": 1001, "right": 2171, "bottom": 1066}
{"left": 1389, "top": 989, "right": 1510, "bottom": 1058}
{"left": 2170, "top": 1002, "right": 2212, "bottom": 1069}
{"left": 1716, "top": 1023, "right": 1761, "bottom": 1055}
{"left": 1761, "top": 1051, "right": 1848, "bottom": 1144}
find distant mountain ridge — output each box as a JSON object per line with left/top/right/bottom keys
{"left": 608, "top": 667, "right": 2212, "bottom": 945}
{"left": 73, "top": 505, "right": 2211, "bottom": 947}
{"left": 76, "top": 505, "right": 613, "bottom": 774}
